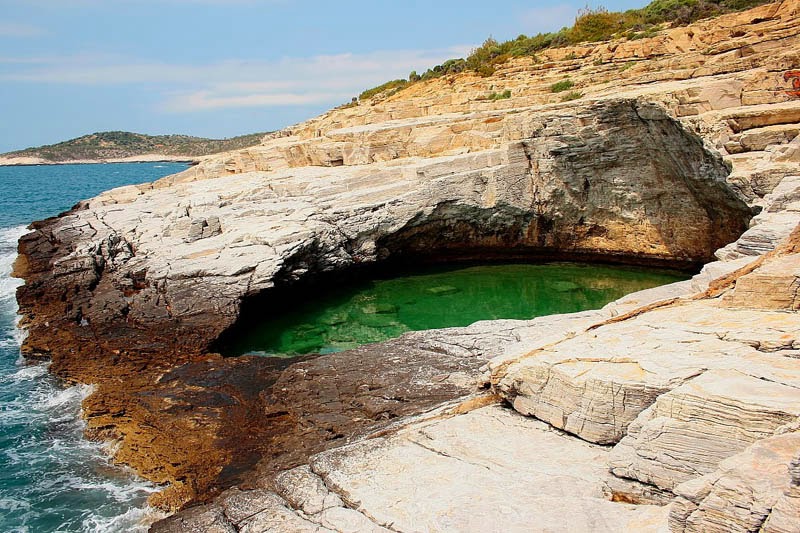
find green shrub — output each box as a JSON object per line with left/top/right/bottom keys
{"left": 358, "top": 79, "right": 408, "bottom": 101}
{"left": 550, "top": 79, "right": 575, "bottom": 93}
{"left": 643, "top": 0, "right": 772, "bottom": 25}
{"left": 354, "top": 0, "right": 774, "bottom": 99}
{"left": 560, "top": 91, "right": 584, "bottom": 102}
{"left": 419, "top": 58, "right": 467, "bottom": 81}
{"left": 567, "top": 7, "right": 628, "bottom": 43}
{"left": 484, "top": 89, "right": 512, "bottom": 101}
{"left": 627, "top": 25, "right": 662, "bottom": 39}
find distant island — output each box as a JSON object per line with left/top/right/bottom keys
{"left": 0, "top": 130, "right": 269, "bottom": 165}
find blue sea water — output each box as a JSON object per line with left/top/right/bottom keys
{"left": 0, "top": 163, "right": 189, "bottom": 532}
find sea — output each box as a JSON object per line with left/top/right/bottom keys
{"left": 0, "top": 163, "right": 189, "bottom": 532}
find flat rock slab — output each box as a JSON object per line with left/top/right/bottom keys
{"left": 306, "top": 405, "right": 667, "bottom": 533}
{"left": 154, "top": 489, "right": 336, "bottom": 533}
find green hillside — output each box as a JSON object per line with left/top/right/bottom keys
{"left": 357, "top": 0, "right": 775, "bottom": 99}
{"left": 2, "top": 131, "right": 269, "bottom": 162}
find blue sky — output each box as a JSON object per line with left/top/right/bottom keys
{"left": 0, "top": 0, "right": 646, "bottom": 152}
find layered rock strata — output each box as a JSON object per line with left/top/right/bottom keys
{"left": 12, "top": 0, "right": 800, "bottom": 530}
{"left": 15, "top": 99, "right": 749, "bottom": 372}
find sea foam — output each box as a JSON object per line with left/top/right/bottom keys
{"left": 0, "top": 222, "right": 163, "bottom": 532}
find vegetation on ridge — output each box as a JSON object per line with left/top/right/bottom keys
{"left": 2, "top": 131, "right": 270, "bottom": 163}
{"left": 354, "top": 0, "right": 774, "bottom": 101}
{"left": 550, "top": 79, "right": 576, "bottom": 93}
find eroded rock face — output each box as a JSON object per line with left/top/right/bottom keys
{"left": 609, "top": 369, "right": 800, "bottom": 490}
{"left": 15, "top": 99, "right": 749, "bottom": 379}
{"left": 495, "top": 301, "right": 800, "bottom": 445}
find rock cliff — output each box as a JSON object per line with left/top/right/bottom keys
{"left": 13, "top": 0, "right": 800, "bottom": 530}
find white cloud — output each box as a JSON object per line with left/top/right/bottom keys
{"left": 164, "top": 91, "right": 353, "bottom": 112}
{"left": 0, "top": 22, "right": 46, "bottom": 37}
{"left": 518, "top": 5, "right": 577, "bottom": 34}
{"left": 0, "top": 46, "right": 471, "bottom": 112}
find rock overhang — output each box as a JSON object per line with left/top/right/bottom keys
{"left": 14, "top": 98, "right": 755, "bottom": 369}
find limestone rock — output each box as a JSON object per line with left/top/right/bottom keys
{"left": 152, "top": 489, "right": 334, "bottom": 533}
{"left": 668, "top": 433, "right": 800, "bottom": 533}
{"left": 307, "top": 405, "right": 667, "bottom": 533}
{"left": 722, "top": 253, "right": 800, "bottom": 309}
{"left": 273, "top": 466, "right": 343, "bottom": 516}
{"left": 763, "top": 454, "right": 800, "bottom": 533}
{"left": 495, "top": 300, "right": 800, "bottom": 445}
{"left": 609, "top": 370, "right": 800, "bottom": 491}
{"left": 715, "top": 173, "right": 800, "bottom": 260}
{"left": 152, "top": 504, "right": 236, "bottom": 533}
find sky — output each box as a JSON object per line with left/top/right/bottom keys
{"left": 0, "top": 0, "right": 647, "bottom": 153}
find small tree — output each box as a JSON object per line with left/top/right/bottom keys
{"left": 568, "top": 6, "right": 627, "bottom": 43}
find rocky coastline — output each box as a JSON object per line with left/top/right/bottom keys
{"left": 12, "top": 1, "right": 800, "bottom": 531}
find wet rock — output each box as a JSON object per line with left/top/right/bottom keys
{"left": 83, "top": 321, "right": 543, "bottom": 509}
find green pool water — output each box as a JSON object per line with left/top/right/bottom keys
{"left": 220, "top": 262, "right": 688, "bottom": 357}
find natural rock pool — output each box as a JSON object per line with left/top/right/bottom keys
{"left": 217, "top": 262, "right": 688, "bottom": 357}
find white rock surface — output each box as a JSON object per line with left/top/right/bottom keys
{"left": 609, "top": 370, "right": 800, "bottom": 490}
{"left": 669, "top": 433, "right": 800, "bottom": 533}
{"left": 495, "top": 300, "right": 800, "bottom": 445}
{"left": 306, "top": 405, "right": 667, "bottom": 533}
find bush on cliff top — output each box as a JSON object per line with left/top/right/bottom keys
{"left": 358, "top": 79, "right": 408, "bottom": 101}
{"left": 354, "top": 0, "right": 774, "bottom": 101}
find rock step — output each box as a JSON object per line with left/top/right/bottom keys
{"left": 724, "top": 123, "right": 800, "bottom": 154}
{"left": 609, "top": 369, "right": 800, "bottom": 491}
{"left": 708, "top": 101, "right": 800, "bottom": 133}
{"left": 669, "top": 432, "right": 800, "bottom": 533}
{"left": 717, "top": 174, "right": 800, "bottom": 260}
{"left": 495, "top": 297, "right": 800, "bottom": 445}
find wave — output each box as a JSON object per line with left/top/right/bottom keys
{"left": 0, "top": 360, "right": 46, "bottom": 383}
{"left": 82, "top": 505, "right": 168, "bottom": 533}
{"left": 0, "top": 222, "right": 161, "bottom": 531}
{"left": 0, "top": 225, "right": 27, "bottom": 309}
